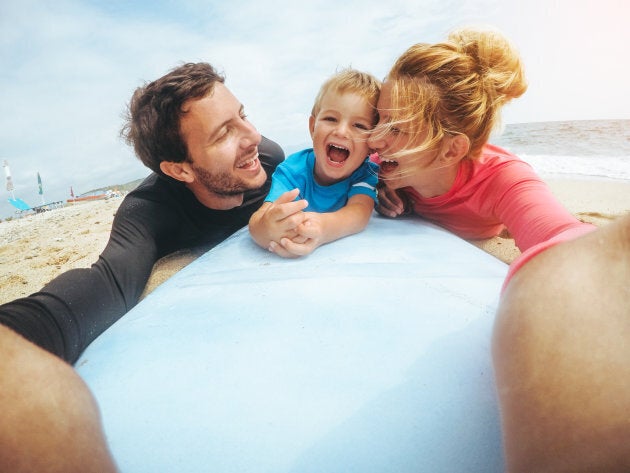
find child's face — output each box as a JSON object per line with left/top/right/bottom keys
{"left": 309, "top": 90, "right": 374, "bottom": 186}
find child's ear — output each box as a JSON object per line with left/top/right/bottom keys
{"left": 442, "top": 134, "right": 470, "bottom": 163}
{"left": 159, "top": 161, "right": 195, "bottom": 183}
{"left": 308, "top": 115, "right": 316, "bottom": 138}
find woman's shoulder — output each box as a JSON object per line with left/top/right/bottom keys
{"left": 479, "top": 143, "right": 524, "bottom": 164}
{"left": 470, "top": 143, "right": 542, "bottom": 189}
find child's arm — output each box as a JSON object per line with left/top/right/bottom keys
{"left": 248, "top": 189, "right": 309, "bottom": 252}
{"left": 268, "top": 194, "right": 374, "bottom": 257}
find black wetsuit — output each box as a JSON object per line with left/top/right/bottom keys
{"left": 0, "top": 137, "right": 284, "bottom": 364}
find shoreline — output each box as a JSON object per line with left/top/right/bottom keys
{"left": 1, "top": 177, "right": 629, "bottom": 305}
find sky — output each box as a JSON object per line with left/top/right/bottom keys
{"left": 1, "top": 0, "right": 628, "bottom": 219}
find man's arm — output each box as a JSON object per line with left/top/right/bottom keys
{"left": 0, "top": 191, "right": 171, "bottom": 363}
{"left": 0, "top": 325, "right": 118, "bottom": 472}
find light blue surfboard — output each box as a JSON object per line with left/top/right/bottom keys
{"left": 76, "top": 215, "right": 508, "bottom": 472}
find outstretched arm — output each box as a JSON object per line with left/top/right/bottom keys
{"left": 269, "top": 193, "right": 374, "bottom": 257}
{"left": 493, "top": 213, "right": 630, "bottom": 472}
{"left": 248, "top": 188, "right": 309, "bottom": 252}
{"left": 0, "top": 190, "right": 173, "bottom": 363}
{"left": 0, "top": 325, "right": 118, "bottom": 472}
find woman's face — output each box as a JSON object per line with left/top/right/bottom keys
{"left": 368, "top": 81, "right": 439, "bottom": 191}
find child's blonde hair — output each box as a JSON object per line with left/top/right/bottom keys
{"left": 373, "top": 27, "right": 527, "bottom": 161}
{"left": 311, "top": 68, "right": 382, "bottom": 125}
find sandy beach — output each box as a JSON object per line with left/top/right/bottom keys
{"left": 1, "top": 177, "right": 629, "bottom": 306}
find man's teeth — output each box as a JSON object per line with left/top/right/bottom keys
{"left": 237, "top": 155, "right": 258, "bottom": 168}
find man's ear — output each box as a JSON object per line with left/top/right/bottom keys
{"left": 159, "top": 161, "right": 195, "bottom": 183}
{"left": 308, "top": 115, "right": 315, "bottom": 139}
{"left": 442, "top": 134, "right": 470, "bottom": 163}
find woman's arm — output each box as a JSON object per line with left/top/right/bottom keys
{"left": 489, "top": 163, "right": 591, "bottom": 252}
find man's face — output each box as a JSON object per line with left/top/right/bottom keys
{"left": 179, "top": 83, "right": 266, "bottom": 208}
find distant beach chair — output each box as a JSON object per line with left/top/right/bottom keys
{"left": 8, "top": 198, "right": 32, "bottom": 213}
{"left": 8, "top": 198, "right": 64, "bottom": 215}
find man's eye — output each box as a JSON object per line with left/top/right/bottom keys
{"left": 216, "top": 127, "right": 232, "bottom": 142}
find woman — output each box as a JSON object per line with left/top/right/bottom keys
{"left": 369, "top": 28, "right": 630, "bottom": 472}
{"left": 367, "top": 28, "right": 594, "bottom": 282}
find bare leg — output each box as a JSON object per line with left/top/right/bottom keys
{"left": 493, "top": 214, "right": 630, "bottom": 472}
{"left": 0, "top": 326, "right": 118, "bottom": 473}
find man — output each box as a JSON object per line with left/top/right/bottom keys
{"left": 0, "top": 62, "right": 284, "bottom": 364}
{"left": 0, "top": 62, "right": 285, "bottom": 472}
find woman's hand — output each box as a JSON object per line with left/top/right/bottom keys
{"left": 375, "top": 184, "right": 408, "bottom": 218}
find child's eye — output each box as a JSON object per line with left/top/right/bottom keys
{"left": 322, "top": 116, "right": 337, "bottom": 122}
{"left": 354, "top": 123, "right": 370, "bottom": 131}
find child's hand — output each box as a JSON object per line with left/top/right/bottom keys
{"left": 248, "top": 189, "right": 308, "bottom": 251}
{"left": 268, "top": 212, "right": 324, "bottom": 257}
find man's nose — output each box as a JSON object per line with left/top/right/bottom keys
{"left": 241, "top": 120, "right": 262, "bottom": 147}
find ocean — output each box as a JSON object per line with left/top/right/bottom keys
{"left": 492, "top": 119, "right": 630, "bottom": 180}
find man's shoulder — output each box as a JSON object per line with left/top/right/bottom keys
{"left": 128, "top": 173, "right": 180, "bottom": 198}
{"left": 259, "top": 136, "right": 286, "bottom": 170}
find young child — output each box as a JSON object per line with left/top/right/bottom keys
{"left": 249, "top": 68, "right": 381, "bottom": 257}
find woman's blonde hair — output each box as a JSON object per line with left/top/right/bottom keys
{"left": 375, "top": 27, "right": 527, "bottom": 161}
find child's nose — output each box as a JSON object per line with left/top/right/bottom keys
{"left": 334, "top": 121, "right": 351, "bottom": 137}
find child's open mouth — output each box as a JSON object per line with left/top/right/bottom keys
{"left": 327, "top": 144, "right": 349, "bottom": 167}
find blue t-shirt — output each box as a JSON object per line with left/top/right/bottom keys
{"left": 265, "top": 148, "right": 379, "bottom": 212}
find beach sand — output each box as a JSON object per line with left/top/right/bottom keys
{"left": 1, "top": 178, "right": 629, "bottom": 306}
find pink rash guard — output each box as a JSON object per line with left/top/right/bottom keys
{"left": 400, "top": 144, "right": 596, "bottom": 286}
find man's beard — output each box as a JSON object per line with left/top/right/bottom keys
{"left": 190, "top": 163, "right": 262, "bottom": 196}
